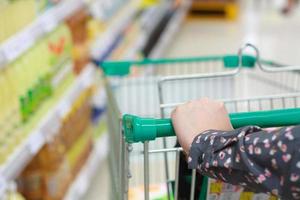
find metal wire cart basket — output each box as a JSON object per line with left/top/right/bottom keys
{"left": 100, "top": 44, "right": 300, "bottom": 200}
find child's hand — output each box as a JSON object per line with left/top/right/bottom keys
{"left": 171, "top": 98, "right": 233, "bottom": 154}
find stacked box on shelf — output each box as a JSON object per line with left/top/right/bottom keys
{"left": 18, "top": 133, "right": 71, "bottom": 200}
{"left": 65, "top": 8, "right": 91, "bottom": 74}
{"left": 61, "top": 87, "right": 94, "bottom": 178}
{"left": 16, "top": 86, "right": 95, "bottom": 200}
{"left": 188, "top": 0, "right": 238, "bottom": 20}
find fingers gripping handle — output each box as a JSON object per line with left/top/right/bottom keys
{"left": 123, "top": 108, "right": 300, "bottom": 143}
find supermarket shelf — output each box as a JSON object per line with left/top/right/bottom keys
{"left": 63, "top": 133, "right": 109, "bottom": 200}
{"left": 0, "top": 1, "right": 138, "bottom": 196}
{"left": 90, "top": 0, "right": 139, "bottom": 61}
{"left": 149, "top": 0, "right": 192, "bottom": 59}
{"left": 0, "top": 0, "right": 85, "bottom": 68}
{"left": 122, "top": 1, "right": 173, "bottom": 59}
{"left": 123, "top": 0, "right": 191, "bottom": 60}
{"left": 122, "top": 32, "right": 147, "bottom": 59}
{"left": 0, "top": 64, "right": 96, "bottom": 198}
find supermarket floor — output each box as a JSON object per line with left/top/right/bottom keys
{"left": 166, "top": 1, "right": 300, "bottom": 63}
{"left": 83, "top": 1, "right": 300, "bottom": 199}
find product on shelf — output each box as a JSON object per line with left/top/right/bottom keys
{"left": 18, "top": 25, "right": 72, "bottom": 122}
{"left": 86, "top": 19, "right": 105, "bottom": 43}
{"left": 0, "top": 0, "right": 36, "bottom": 43}
{"left": 17, "top": 133, "right": 71, "bottom": 200}
{"left": 19, "top": 74, "right": 53, "bottom": 122}
{"left": 66, "top": 8, "right": 91, "bottom": 74}
{"left": 61, "top": 87, "right": 93, "bottom": 150}
{"left": 0, "top": 24, "right": 73, "bottom": 165}
{"left": 66, "top": 125, "right": 93, "bottom": 179}
{"left": 17, "top": 87, "right": 94, "bottom": 200}
{"left": 0, "top": 0, "right": 62, "bottom": 43}
{"left": 8, "top": 193, "right": 26, "bottom": 200}
{"left": 189, "top": 0, "right": 238, "bottom": 20}
{"left": 139, "top": 0, "right": 160, "bottom": 8}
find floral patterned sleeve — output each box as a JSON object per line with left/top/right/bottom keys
{"left": 188, "top": 126, "right": 300, "bottom": 200}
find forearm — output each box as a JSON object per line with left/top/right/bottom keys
{"left": 188, "top": 126, "right": 300, "bottom": 199}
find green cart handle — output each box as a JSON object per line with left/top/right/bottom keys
{"left": 123, "top": 108, "right": 300, "bottom": 143}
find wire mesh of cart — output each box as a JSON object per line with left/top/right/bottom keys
{"left": 100, "top": 44, "right": 300, "bottom": 200}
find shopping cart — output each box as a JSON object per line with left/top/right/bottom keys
{"left": 101, "top": 43, "right": 300, "bottom": 200}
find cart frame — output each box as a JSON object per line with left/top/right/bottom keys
{"left": 102, "top": 43, "right": 300, "bottom": 200}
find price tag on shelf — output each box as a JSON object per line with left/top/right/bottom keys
{"left": 50, "top": 117, "right": 61, "bottom": 135}
{"left": 0, "top": 176, "right": 6, "bottom": 196}
{"left": 82, "top": 75, "right": 93, "bottom": 88}
{"left": 40, "top": 113, "right": 61, "bottom": 138}
{"left": 40, "top": 9, "right": 58, "bottom": 33}
{"left": 57, "top": 97, "right": 72, "bottom": 118}
{"left": 0, "top": 51, "right": 6, "bottom": 68}
{"left": 56, "top": 0, "right": 84, "bottom": 21}
{"left": 28, "top": 20, "right": 44, "bottom": 41}
{"left": 69, "top": 0, "right": 84, "bottom": 13}
{"left": 1, "top": 28, "right": 35, "bottom": 62}
{"left": 93, "top": 33, "right": 114, "bottom": 57}
{"left": 77, "top": 175, "right": 88, "bottom": 196}
{"left": 90, "top": 1, "right": 105, "bottom": 21}
{"left": 27, "top": 130, "right": 45, "bottom": 154}
{"left": 80, "top": 66, "right": 95, "bottom": 87}
{"left": 55, "top": 3, "right": 68, "bottom": 22}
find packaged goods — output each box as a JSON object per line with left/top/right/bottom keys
{"left": 206, "top": 179, "right": 278, "bottom": 200}
{"left": 0, "top": 24, "right": 73, "bottom": 165}
{"left": 0, "top": 0, "right": 36, "bottom": 42}
{"left": 66, "top": 8, "right": 90, "bottom": 74}
{"left": 17, "top": 88, "right": 94, "bottom": 200}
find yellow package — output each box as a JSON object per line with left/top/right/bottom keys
{"left": 0, "top": 0, "right": 36, "bottom": 43}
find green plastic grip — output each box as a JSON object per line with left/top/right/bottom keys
{"left": 123, "top": 108, "right": 300, "bottom": 143}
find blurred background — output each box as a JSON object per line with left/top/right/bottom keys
{"left": 0, "top": 0, "right": 299, "bottom": 199}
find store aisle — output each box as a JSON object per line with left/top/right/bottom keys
{"left": 84, "top": 1, "right": 300, "bottom": 200}
{"left": 166, "top": 0, "right": 300, "bottom": 63}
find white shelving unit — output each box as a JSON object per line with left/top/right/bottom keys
{"left": 123, "top": 0, "right": 191, "bottom": 60}
{"left": 0, "top": 1, "right": 138, "bottom": 198}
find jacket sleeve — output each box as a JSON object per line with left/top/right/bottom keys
{"left": 188, "top": 126, "right": 300, "bottom": 200}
